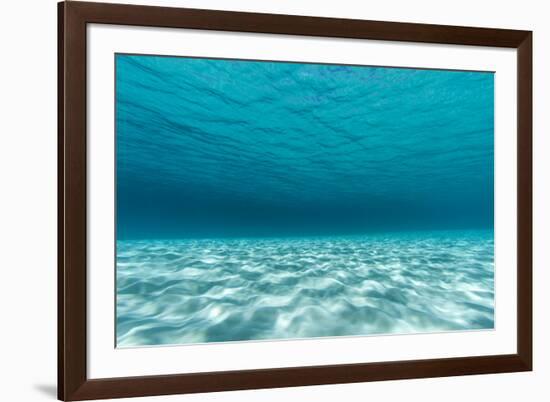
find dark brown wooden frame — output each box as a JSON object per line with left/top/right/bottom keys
{"left": 58, "top": 1, "right": 532, "bottom": 400}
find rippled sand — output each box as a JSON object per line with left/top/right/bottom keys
{"left": 116, "top": 230, "right": 494, "bottom": 347}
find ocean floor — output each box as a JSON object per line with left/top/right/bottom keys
{"left": 116, "top": 230, "right": 494, "bottom": 347}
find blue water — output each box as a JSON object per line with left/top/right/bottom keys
{"left": 115, "top": 55, "right": 494, "bottom": 346}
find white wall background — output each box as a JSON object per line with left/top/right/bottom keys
{"left": 0, "top": 0, "right": 546, "bottom": 401}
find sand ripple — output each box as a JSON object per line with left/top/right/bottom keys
{"left": 116, "top": 230, "right": 494, "bottom": 347}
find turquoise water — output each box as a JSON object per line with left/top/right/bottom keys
{"left": 115, "top": 55, "right": 494, "bottom": 346}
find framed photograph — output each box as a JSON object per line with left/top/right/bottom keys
{"left": 58, "top": 1, "right": 532, "bottom": 400}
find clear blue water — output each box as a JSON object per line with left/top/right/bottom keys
{"left": 115, "top": 55, "right": 494, "bottom": 346}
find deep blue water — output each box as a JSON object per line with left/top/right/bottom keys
{"left": 116, "top": 55, "right": 493, "bottom": 240}
{"left": 115, "top": 55, "right": 494, "bottom": 346}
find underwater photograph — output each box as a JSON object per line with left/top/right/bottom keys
{"left": 115, "top": 54, "right": 494, "bottom": 347}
